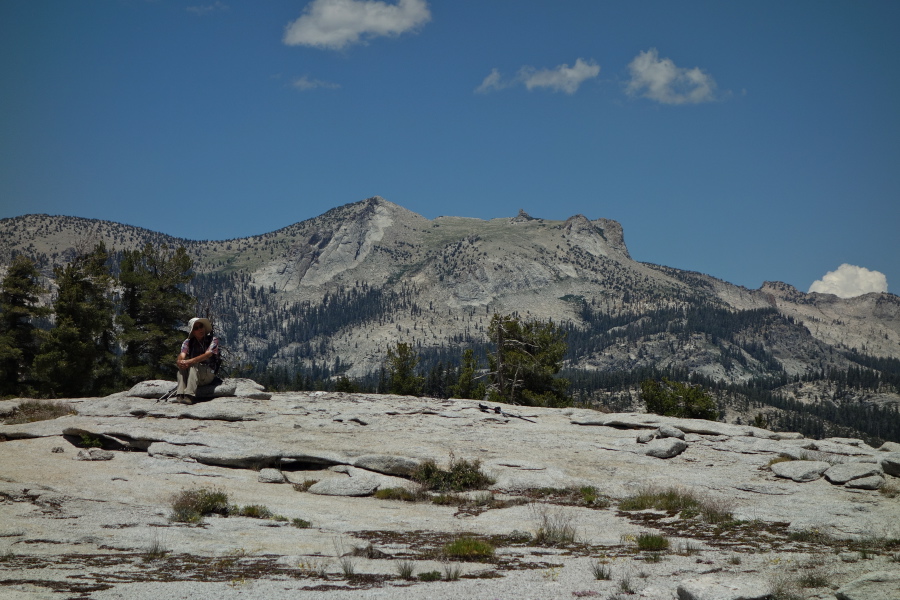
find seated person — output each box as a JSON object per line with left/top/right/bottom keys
{"left": 174, "top": 317, "right": 219, "bottom": 404}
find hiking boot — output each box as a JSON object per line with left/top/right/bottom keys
{"left": 181, "top": 395, "right": 195, "bottom": 405}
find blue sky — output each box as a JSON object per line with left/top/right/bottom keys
{"left": 1, "top": 1, "right": 898, "bottom": 297}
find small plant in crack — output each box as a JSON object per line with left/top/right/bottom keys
{"left": 590, "top": 561, "right": 611, "bottom": 580}
{"left": 443, "top": 535, "right": 495, "bottom": 561}
{"left": 333, "top": 538, "right": 357, "bottom": 579}
{"left": 618, "top": 572, "right": 634, "bottom": 594}
{"left": 233, "top": 504, "right": 273, "bottom": 519}
{"left": 143, "top": 530, "right": 169, "bottom": 562}
{"left": 676, "top": 541, "right": 701, "bottom": 556}
{"left": 292, "top": 479, "right": 318, "bottom": 492}
{"left": 79, "top": 433, "right": 104, "bottom": 448}
{"left": 635, "top": 532, "right": 669, "bottom": 551}
{"left": 411, "top": 452, "right": 494, "bottom": 492}
{"left": 395, "top": 559, "right": 415, "bottom": 580}
{"left": 442, "top": 560, "right": 462, "bottom": 581}
{"left": 531, "top": 504, "right": 577, "bottom": 546}
{"left": 170, "top": 487, "right": 230, "bottom": 523}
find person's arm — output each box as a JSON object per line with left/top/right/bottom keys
{"left": 177, "top": 350, "right": 212, "bottom": 369}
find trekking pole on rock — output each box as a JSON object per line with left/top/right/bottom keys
{"left": 158, "top": 386, "right": 178, "bottom": 402}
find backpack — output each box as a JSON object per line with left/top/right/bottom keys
{"left": 189, "top": 333, "right": 223, "bottom": 374}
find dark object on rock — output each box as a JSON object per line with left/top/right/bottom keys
{"left": 477, "top": 403, "right": 536, "bottom": 423}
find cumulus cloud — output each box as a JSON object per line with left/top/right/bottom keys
{"left": 283, "top": 0, "right": 431, "bottom": 50}
{"left": 291, "top": 76, "right": 341, "bottom": 91}
{"left": 808, "top": 264, "right": 888, "bottom": 298}
{"left": 626, "top": 48, "right": 717, "bottom": 105}
{"left": 475, "top": 58, "right": 600, "bottom": 95}
{"left": 521, "top": 58, "right": 601, "bottom": 94}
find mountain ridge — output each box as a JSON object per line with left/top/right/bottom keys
{"left": 2, "top": 197, "right": 899, "bottom": 428}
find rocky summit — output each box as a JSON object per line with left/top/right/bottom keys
{"left": 1, "top": 385, "right": 898, "bottom": 599}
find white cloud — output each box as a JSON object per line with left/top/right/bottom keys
{"left": 521, "top": 58, "right": 601, "bottom": 94}
{"left": 808, "top": 264, "right": 888, "bottom": 298}
{"left": 283, "top": 0, "right": 431, "bottom": 50}
{"left": 626, "top": 48, "right": 717, "bottom": 105}
{"left": 292, "top": 76, "right": 341, "bottom": 91}
{"left": 186, "top": 2, "right": 229, "bottom": 16}
{"left": 474, "top": 68, "right": 506, "bottom": 94}
{"left": 475, "top": 58, "right": 600, "bottom": 95}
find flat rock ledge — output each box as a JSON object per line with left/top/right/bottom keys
{"left": 676, "top": 575, "right": 770, "bottom": 600}
{"left": 1, "top": 393, "right": 899, "bottom": 600}
{"left": 835, "top": 570, "right": 900, "bottom": 600}
{"left": 770, "top": 460, "right": 831, "bottom": 482}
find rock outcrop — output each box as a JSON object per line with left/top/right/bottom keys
{"left": 1, "top": 390, "right": 898, "bottom": 599}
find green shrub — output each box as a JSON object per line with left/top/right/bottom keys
{"left": 412, "top": 454, "right": 494, "bottom": 492}
{"left": 418, "top": 570, "right": 441, "bottom": 581}
{"left": 4, "top": 400, "right": 76, "bottom": 425}
{"left": 636, "top": 532, "right": 669, "bottom": 551}
{"left": 291, "top": 518, "right": 311, "bottom": 528}
{"left": 170, "top": 487, "right": 230, "bottom": 523}
{"left": 79, "top": 433, "right": 103, "bottom": 448}
{"left": 235, "top": 504, "right": 273, "bottom": 519}
{"left": 374, "top": 487, "right": 423, "bottom": 502}
{"left": 443, "top": 536, "right": 495, "bottom": 560}
{"left": 619, "top": 486, "right": 732, "bottom": 524}
{"left": 641, "top": 378, "right": 717, "bottom": 420}
{"left": 292, "top": 479, "right": 318, "bottom": 492}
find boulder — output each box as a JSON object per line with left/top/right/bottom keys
{"left": 658, "top": 424, "right": 686, "bottom": 439}
{"left": 878, "top": 441, "right": 900, "bottom": 453}
{"left": 307, "top": 476, "right": 379, "bottom": 497}
{"left": 126, "top": 380, "right": 174, "bottom": 399}
{"left": 824, "top": 462, "right": 884, "bottom": 485}
{"left": 778, "top": 447, "right": 840, "bottom": 462}
{"left": 636, "top": 430, "right": 657, "bottom": 444}
{"left": 351, "top": 454, "right": 420, "bottom": 477}
{"left": 75, "top": 448, "right": 114, "bottom": 461}
{"left": 257, "top": 468, "right": 286, "bottom": 483}
{"left": 845, "top": 475, "right": 884, "bottom": 490}
{"left": 770, "top": 460, "right": 830, "bottom": 483}
{"left": 126, "top": 378, "right": 269, "bottom": 400}
{"left": 645, "top": 438, "right": 688, "bottom": 459}
{"left": 835, "top": 570, "right": 900, "bottom": 600}
{"left": 878, "top": 452, "right": 900, "bottom": 477}
{"left": 677, "top": 574, "right": 770, "bottom": 600}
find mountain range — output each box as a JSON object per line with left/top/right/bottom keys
{"left": 2, "top": 196, "right": 898, "bottom": 440}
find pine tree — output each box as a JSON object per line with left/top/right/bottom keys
{"left": 487, "top": 314, "right": 569, "bottom": 407}
{"left": 118, "top": 243, "right": 194, "bottom": 383}
{"left": 0, "top": 256, "right": 48, "bottom": 396}
{"left": 385, "top": 342, "right": 424, "bottom": 396}
{"left": 640, "top": 378, "right": 718, "bottom": 420}
{"left": 451, "top": 348, "right": 486, "bottom": 400}
{"left": 32, "top": 244, "right": 119, "bottom": 397}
